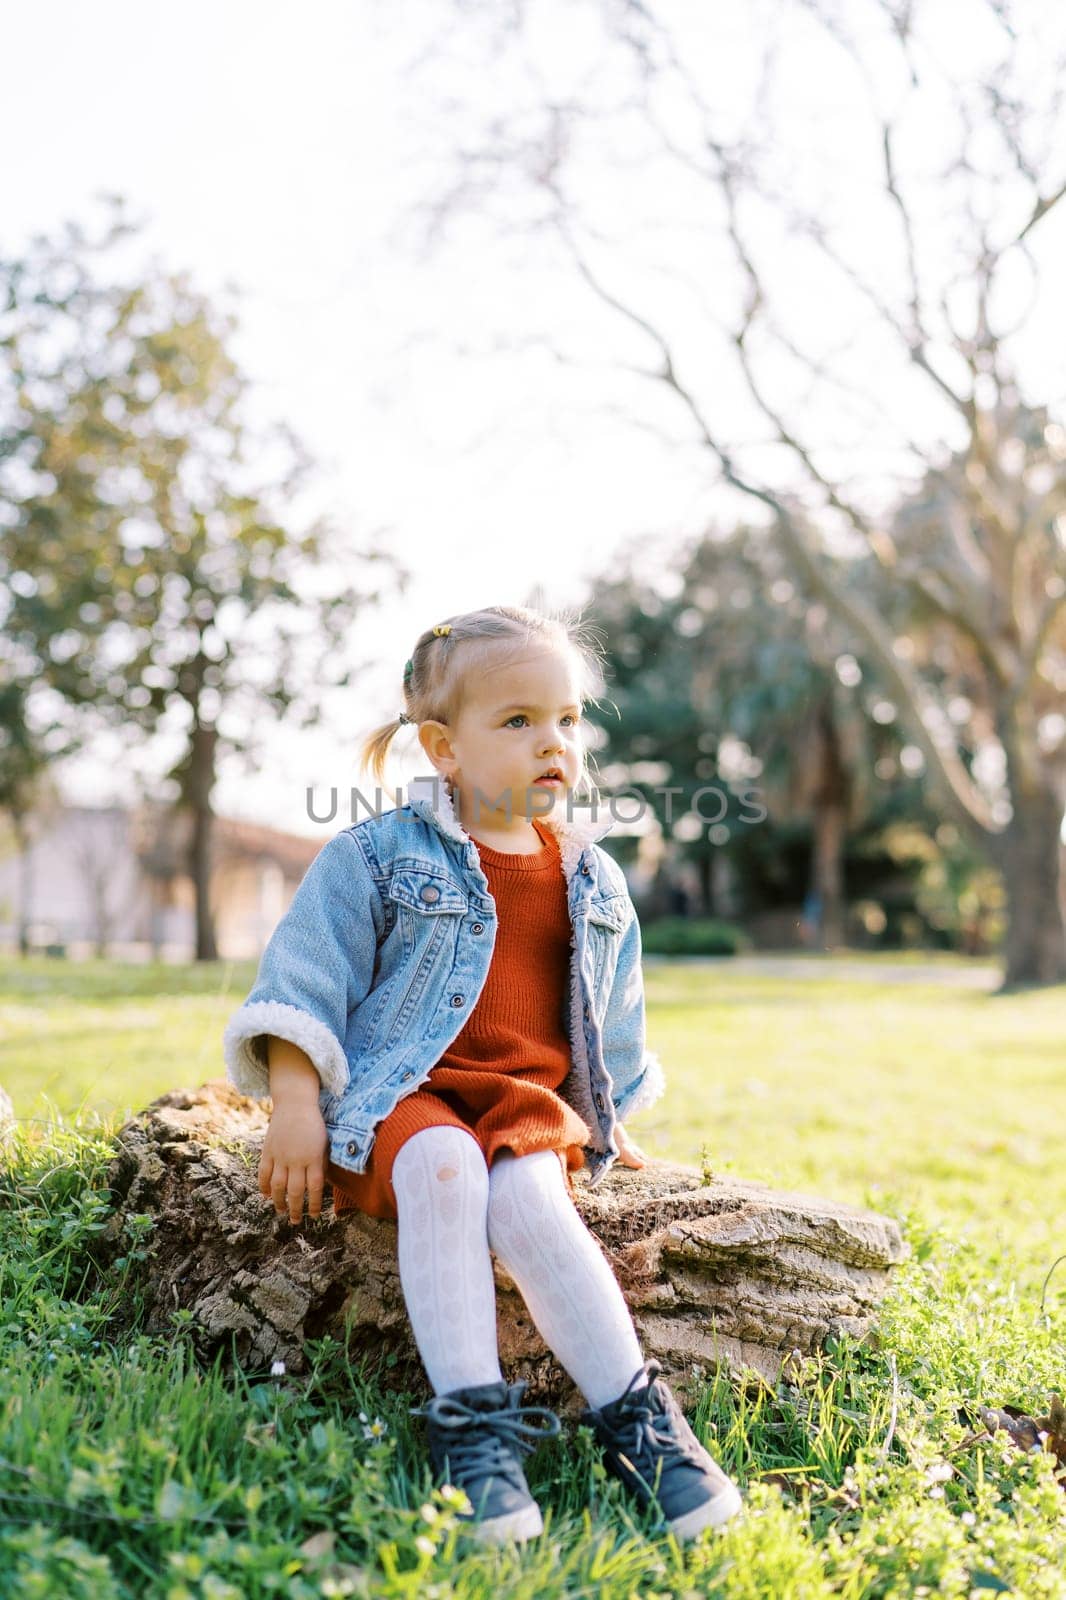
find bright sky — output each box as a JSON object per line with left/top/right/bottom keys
{"left": 4, "top": 0, "right": 1063, "bottom": 836}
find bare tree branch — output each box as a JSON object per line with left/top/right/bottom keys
{"left": 550, "top": 204, "right": 998, "bottom": 837}
{"left": 881, "top": 121, "right": 931, "bottom": 348}
{"left": 419, "top": 0, "right": 1066, "bottom": 979}
{"left": 1015, "top": 177, "right": 1066, "bottom": 244}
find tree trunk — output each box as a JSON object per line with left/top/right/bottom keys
{"left": 184, "top": 724, "right": 219, "bottom": 962}
{"left": 97, "top": 1082, "right": 910, "bottom": 1405}
{"left": 92, "top": 879, "right": 110, "bottom": 960}
{"left": 804, "top": 695, "right": 849, "bottom": 950}
{"left": 191, "top": 802, "right": 218, "bottom": 962}
{"left": 996, "top": 785, "right": 1066, "bottom": 990}
{"left": 12, "top": 811, "right": 32, "bottom": 957}
{"left": 810, "top": 804, "right": 847, "bottom": 950}
{"left": 695, "top": 846, "right": 713, "bottom": 917}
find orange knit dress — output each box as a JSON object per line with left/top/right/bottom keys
{"left": 325, "top": 816, "right": 593, "bottom": 1222}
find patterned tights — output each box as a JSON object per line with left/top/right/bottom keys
{"left": 390, "top": 1124, "right": 645, "bottom": 1407}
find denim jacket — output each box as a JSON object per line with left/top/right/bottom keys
{"left": 223, "top": 773, "right": 666, "bottom": 1189}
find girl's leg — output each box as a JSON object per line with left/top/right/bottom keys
{"left": 485, "top": 1148, "right": 645, "bottom": 1409}
{"left": 392, "top": 1124, "right": 505, "bottom": 1394}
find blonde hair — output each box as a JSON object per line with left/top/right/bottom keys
{"left": 359, "top": 602, "right": 609, "bottom": 803}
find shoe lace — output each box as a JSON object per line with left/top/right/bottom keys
{"left": 603, "top": 1361, "right": 693, "bottom": 1477}
{"left": 412, "top": 1386, "right": 561, "bottom": 1489}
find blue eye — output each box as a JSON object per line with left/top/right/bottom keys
{"left": 504, "top": 713, "right": 580, "bottom": 728}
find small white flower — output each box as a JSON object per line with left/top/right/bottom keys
{"left": 414, "top": 1534, "right": 435, "bottom": 1557}
{"left": 928, "top": 1485, "right": 944, "bottom": 1499}
{"left": 440, "top": 1482, "right": 473, "bottom": 1513}
{"left": 420, "top": 1502, "right": 440, "bottom": 1523}
{"left": 358, "top": 1410, "right": 368, "bottom": 1423}
{"left": 925, "top": 1461, "right": 952, "bottom": 1483}
{"left": 961, "top": 1510, "right": 976, "bottom": 1526}
{"left": 361, "top": 1416, "right": 388, "bottom": 1439}
{"left": 270, "top": 1360, "right": 286, "bottom": 1377}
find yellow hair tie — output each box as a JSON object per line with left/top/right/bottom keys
{"left": 432, "top": 624, "right": 452, "bottom": 637}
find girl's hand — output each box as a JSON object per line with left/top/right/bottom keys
{"left": 614, "top": 1122, "right": 647, "bottom": 1168}
{"left": 259, "top": 1101, "right": 329, "bottom": 1222}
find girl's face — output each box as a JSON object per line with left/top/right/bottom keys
{"left": 421, "top": 646, "right": 586, "bottom": 832}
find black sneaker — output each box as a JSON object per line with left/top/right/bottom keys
{"left": 580, "top": 1359, "right": 743, "bottom": 1540}
{"left": 410, "top": 1378, "right": 561, "bottom": 1545}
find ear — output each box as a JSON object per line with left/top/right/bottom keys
{"left": 417, "top": 720, "right": 457, "bottom": 779}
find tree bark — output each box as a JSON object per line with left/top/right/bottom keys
{"left": 810, "top": 803, "right": 847, "bottom": 949}
{"left": 695, "top": 847, "right": 713, "bottom": 918}
{"left": 995, "top": 785, "right": 1066, "bottom": 990}
{"left": 184, "top": 723, "right": 219, "bottom": 962}
{"left": 792, "top": 690, "right": 849, "bottom": 951}
{"left": 809, "top": 696, "right": 850, "bottom": 950}
{"left": 98, "top": 1082, "right": 910, "bottom": 1408}
{"left": 12, "top": 811, "right": 32, "bottom": 957}
{"left": 190, "top": 801, "right": 218, "bottom": 962}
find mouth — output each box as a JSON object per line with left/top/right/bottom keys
{"left": 533, "top": 768, "right": 566, "bottom": 786}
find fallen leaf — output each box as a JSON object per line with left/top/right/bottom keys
{"left": 963, "top": 1392, "right": 1066, "bottom": 1490}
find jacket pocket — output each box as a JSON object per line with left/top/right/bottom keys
{"left": 388, "top": 868, "right": 468, "bottom": 926}
{"left": 377, "top": 869, "right": 469, "bottom": 1041}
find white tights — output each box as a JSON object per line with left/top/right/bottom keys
{"left": 390, "top": 1124, "right": 645, "bottom": 1408}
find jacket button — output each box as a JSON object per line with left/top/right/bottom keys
{"left": 580, "top": 863, "right": 590, "bottom": 875}
{"left": 401, "top": 1069, "right": 415, "bottom": 1081}
{"left": 450, "top": 993, "right": 464, "bottom": 1006}
{"left": 419, "top": 884, "right": 441, "bottom": 903}
{"left": 471, "top": 922, "right": 484, "bottom": 934}
{"left": 595, "top": 1093, "right": 606, "bottom": 1111}
{"left": 346, "top": 1141, "right": 358, "bottom": 1155}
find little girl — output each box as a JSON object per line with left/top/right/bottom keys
{"left": 224, "top": 604, "right": 743, "bottom": 1546}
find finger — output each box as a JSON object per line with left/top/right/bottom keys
{"left": 258, "top": 1153, "right": 273, "bottom": 1198}
{"left": 270, "top": 1168, "right": 289, "bottom": 1215}
{"left": 306, "top": 1163, "right": 325, "bottom": 1219}
{"left": 287, "top": 1167, "right": 306, "bottom": 1224}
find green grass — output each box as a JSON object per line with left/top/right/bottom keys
{"left": 2, "top": 954, "right": 1065, "bottom": 1599}
{"left": 642, "top": 966, "right": 1065, "bottom": 1281}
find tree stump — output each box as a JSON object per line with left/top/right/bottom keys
{"left": 100, "top": 1081, "right": 909, "bottom": 1409}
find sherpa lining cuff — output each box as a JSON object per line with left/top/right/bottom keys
{"left": 223, "top": 1001, "right": 350, "bottom": 1100}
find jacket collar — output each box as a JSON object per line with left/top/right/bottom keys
{"left": 403, "top": 772, "right": 614, "bottom": 883}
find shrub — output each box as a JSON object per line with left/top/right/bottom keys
{"left": 640, "top": 915, "right": 752, "bottom": 956}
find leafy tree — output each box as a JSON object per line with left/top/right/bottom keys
{"left": 0, "top": 683, "right": 65, "bottom": 954}
{"left": 585, "top": 527, "right": 935, "bottom": 947}
{"left": 1, "top": 199, "right": 403, "bottom": 957}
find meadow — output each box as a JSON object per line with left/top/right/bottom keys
{"left": 1, "top": 953, "right": 1063, "bottom": 1598}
